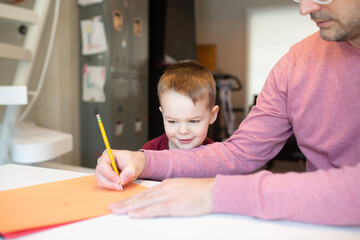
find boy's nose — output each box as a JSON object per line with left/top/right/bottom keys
{"left": 178, "top": 123, "right": 190, "bottom": 134}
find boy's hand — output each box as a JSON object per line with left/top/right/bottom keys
{"left": 95, "top": 150, "right": 146, "bottom": 190}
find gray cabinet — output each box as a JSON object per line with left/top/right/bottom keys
{"left": 79, "top": 0, "right": 148, "bottom": 168}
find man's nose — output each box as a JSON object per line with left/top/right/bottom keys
{"left": 299, "top": 0, "right": 321, "bottom": 16}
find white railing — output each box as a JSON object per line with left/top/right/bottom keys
{"left": 0, "top": 0, "right": 72, "bottom": 164}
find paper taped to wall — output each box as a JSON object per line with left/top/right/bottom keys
{"left": 82, "top": 64, "right": 106, "bottom": 102}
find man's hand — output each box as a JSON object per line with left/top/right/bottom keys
{"left": 108, "top": 178, "right": 215, "bottom": 218}
{"left": 95, "top": 150, "right": 146, "bottom": 190}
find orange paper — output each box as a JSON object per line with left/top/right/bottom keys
{"left": 0, "top": 175, "right": 147, "bottom": 235}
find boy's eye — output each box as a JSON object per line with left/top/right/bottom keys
{"left": 189, "top": 120, "right": 200, "bottom": 123}
{"left": 167, "top": 120, "right": 176, "bottom": 124}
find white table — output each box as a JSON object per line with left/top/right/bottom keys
{"left": 1, "top": 164, "right": 359, "bottom": 240}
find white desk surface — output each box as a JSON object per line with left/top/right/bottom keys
{"left": 1, "top": 164, "right": 359, "bottom": 240}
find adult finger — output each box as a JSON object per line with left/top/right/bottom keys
{"left": 109, "top": 184, "right": 166, "bottom": 214}
{"left": 109, "top": 178, "right": 214, "bottom": 217}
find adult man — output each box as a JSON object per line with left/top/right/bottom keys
{"left": 95, "top": 0, "right": 360, "bottom": 225}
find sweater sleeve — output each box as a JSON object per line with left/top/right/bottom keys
{"left": 141, "top": 52, "right": 294, "bottom": 180}
{"left": 213, "top": 162, "right": 360, "bottom": 226}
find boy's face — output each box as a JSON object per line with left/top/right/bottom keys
{"left": 159, "top": 90, "right": 219, "bottom": 150}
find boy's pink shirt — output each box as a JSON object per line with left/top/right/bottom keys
{"left": 141, "top": 32, "right": 360, "bottom": 225}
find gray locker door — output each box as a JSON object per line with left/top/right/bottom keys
{"left": 79, "top": 0, "right": 148, "bottom": 168}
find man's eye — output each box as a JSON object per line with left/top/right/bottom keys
{"left": 168, "top": 120, "right": 176, "bottom": 124}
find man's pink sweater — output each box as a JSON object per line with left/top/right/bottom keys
{"left": 141, "top": 32, "right": 360, "bottom": 226}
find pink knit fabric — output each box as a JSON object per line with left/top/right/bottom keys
{"left": 141, "top": 32, "right": 360, "bottom": 226}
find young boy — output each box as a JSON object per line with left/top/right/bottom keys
{"left": 142, "top": 61, "right": 219, "bottom": 150}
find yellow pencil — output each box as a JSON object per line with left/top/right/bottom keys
{"left": 96, "top": 114, "right": 123, "bottom": 192}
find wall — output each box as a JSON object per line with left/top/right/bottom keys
{"left": 246, "top": 5, "right": 317, "bottom": 109}
{"left": 31, "top": 1, "right": 80, "bottom": 165}
{"left": 194, "top": 0, "right": 302, "bottom": 124}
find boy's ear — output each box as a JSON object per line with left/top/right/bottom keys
{"left": 159, "top": 106, "right": 163, "bottom": 114}
{"left": 209, "top": 105, "right": 219, "bottom": 124}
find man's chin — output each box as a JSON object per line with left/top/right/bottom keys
{"left": 319, "top": 28, "right": 349, "bottom": 42}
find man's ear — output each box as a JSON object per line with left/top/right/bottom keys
{"left": 209, "top": 105, "right": 219, "bottom": 124}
